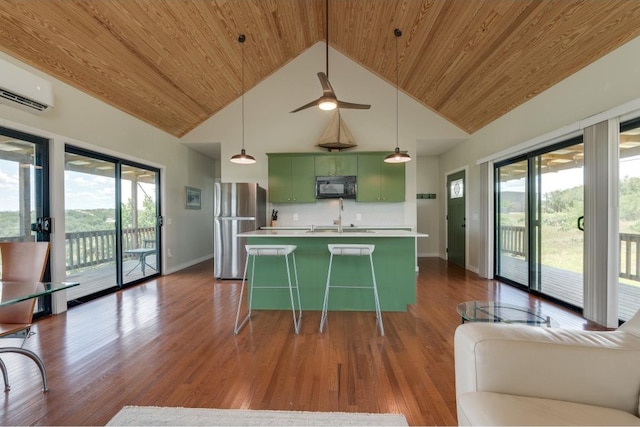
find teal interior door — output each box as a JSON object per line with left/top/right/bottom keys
{"left": 447, "top": 170, "right": 466, "bottom": 268}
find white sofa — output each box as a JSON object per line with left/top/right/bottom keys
{"left": 454, "top": 310, "right": 640, "bottom": 426}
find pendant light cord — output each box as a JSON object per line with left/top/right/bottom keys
{"left": 240, "top": 34, "right": 245, "bottom": 151}
{"left": 395, "top": 28, "right": 400, "bottom": 150}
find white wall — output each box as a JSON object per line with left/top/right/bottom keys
{"left": 183, "top": 43, "right": 468, "bottom": 230}
{"left": 0, "top": 52, "right": 216, "bottom": 285}
{"left": 439, "top": 35, "right": 640, "bottom": 273}
{"left": 416, "top": 156, "right": 440, "bottom": 256}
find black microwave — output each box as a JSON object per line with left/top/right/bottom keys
{"left": 315, "top": 176, "right": 357, "bottom": 199}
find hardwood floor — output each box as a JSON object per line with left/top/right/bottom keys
{"left": 0, "top": 258, "right": 602, "bottom": 426}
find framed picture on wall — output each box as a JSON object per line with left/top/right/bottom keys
{"left": 185, "top": 186, "right": 201, "bottom": 210}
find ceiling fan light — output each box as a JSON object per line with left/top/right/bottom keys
{"left": 319, "top": 98, "right": 337, "bottom": 111}
{"left": 230, "top": 149, "right": 256, "bottom": 164}
{"left": 384, "top": 147, "right": 411, "bottom": 163}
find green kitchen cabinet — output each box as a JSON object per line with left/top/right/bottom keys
{"left": 268, "top": 155, "right": 316, "bottom": 203}
{"left": 356, "top": 153, "right": 405, "bottom": 202}
{"left": 315, "top": 154, "right": 357, "bottom": 176}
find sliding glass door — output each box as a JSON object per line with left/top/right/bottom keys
{"left": 121, "top": 164, "right": 160, "bottom": 285}
{"left": 64, "top": 146, "right": 161, "bottom": 302}
{"left": 64, "top": 150, "right": 118, "bottom": 301}
{"left": 495, "top": 159, "right": 528, "bottom": 286}
{"left": 0, "top": 126, "right": 51, "bottom": 316}
{"left": 530, "top": 142, "right": 584, "bottom": 307}
{"left": 495, "top": 139, "right": 584, "bottom": 309}
{"left": 619, "top": 120, "right": 640, "bottom": 321}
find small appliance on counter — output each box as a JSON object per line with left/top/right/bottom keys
{"left": 214, "top": 182, "right": 266, "bottom": 279}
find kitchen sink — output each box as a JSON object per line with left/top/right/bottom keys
{"left": 305, "top": 228, "right": 375, "bottom": 234}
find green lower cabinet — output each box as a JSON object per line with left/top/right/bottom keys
{"left": 245, "top": 236, "right": 416, "bottom": 311}
{"left": 357, "top": 153, "right": 405, "bottom": 202}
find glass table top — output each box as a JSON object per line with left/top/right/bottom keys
{"left": 457, "top": 301, "right": 553, "bottom": 327}
{"left": 0, "top": 281, "right": 80, "bottom": 308}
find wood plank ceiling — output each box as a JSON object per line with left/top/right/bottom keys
{"left": 1, "top": 0, "right": 640, "bottom": 138}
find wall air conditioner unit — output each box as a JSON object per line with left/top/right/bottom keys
{"left": 0, "top": 57, "right": 54, "bottom": 113}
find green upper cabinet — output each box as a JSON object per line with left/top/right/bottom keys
{"left": 268, "top": 154, "right": 316, "bottom": 203}
{"left": 315, "top": 155, "right": 358, "bottom": 176}
{"left": 356, "top": 153, "right": 405, "bottom": 202}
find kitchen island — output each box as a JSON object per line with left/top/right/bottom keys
{"left": 239, "top": 229, "right": 426, "bottom": 312}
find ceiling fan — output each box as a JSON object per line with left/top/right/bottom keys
{"left": 290, "top": 0, "right": 370, "bottom": 113}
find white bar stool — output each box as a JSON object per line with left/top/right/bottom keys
{"left": 319, "top": 244, "right": 384, "bottom": 336}
{"left": 234, "top": 244, "right": 302, "bottom": 334}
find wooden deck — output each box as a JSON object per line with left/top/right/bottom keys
{"left": 65, "top": 257, "right": 158, "bottom": 301}
{"left": 499, "top": 255, "right": 640, "bottom": 320}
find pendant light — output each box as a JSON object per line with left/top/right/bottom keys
{"left": 384, "top": 28, "right": 411, "bottom": 164}
{"left": 230, "top": 34, "right": 256, "bottom": 165}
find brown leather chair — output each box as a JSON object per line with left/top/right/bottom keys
{"left": 0, "top": 241, "right": 50, "bottom": 391}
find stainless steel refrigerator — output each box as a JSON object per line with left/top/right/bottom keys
{"left": 214, "top": 182, "right": 266, "bottom": 279}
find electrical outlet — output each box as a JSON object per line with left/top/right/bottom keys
{"left": 356, "top": 213, "right": 362, "bottom": 221}
{"left": 168, "top": 248, "right": 173, "bottom": 258}
{"left": 293, "top": 213, "right": 299, "bottom": 221}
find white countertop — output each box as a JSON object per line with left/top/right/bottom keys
{"left": 240, "top": 229, "right": 428, "bottom": 238}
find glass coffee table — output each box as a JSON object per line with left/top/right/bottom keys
{"left": 457, "top": 301, "right": 553, "bottom": 327}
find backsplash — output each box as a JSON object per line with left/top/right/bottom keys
{"left": 268, "top": 199, "right": 410, "bottom": 228}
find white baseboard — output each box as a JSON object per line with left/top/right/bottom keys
{"left": 164, "top": 254, "right": 213, "bottom": 275}
{"left": 417, "top": 252, "right": 440, "bottom": 258}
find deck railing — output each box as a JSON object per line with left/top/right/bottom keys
{"left": 500, "top": 226, "right": 640, "bottom": 282}
{"left": 620, "top": 233, "right": 640, "bottom": 281}
{"left": 7, "top": 225, "right": 640, "bottom": 280}
{"left": 65, "top": 227, "right": 156, "bottom": 270}
{"left": 499, "top": 225, "right": 526, "bottom": 258}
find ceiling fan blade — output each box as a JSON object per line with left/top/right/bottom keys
{"left": 291, "top": 72, "right": 370, "bottom": 112}
{"left": 317, "top": 72, "right": 335, "bottom": 97}
{"left": 290, "top": 98, "right": 321, "bottom": 113}
{"left": 337, "top": 100, "right": 371, "bottom": 110}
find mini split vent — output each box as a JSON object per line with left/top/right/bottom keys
{"left": 0, "top": 57, "right": 53, "bottom": 113}
{"left": 0, "top": 88, "right": 50, "bottom": 112}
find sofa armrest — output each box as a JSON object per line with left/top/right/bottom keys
{"left": 454, "top": 322, "right": 640, "bottom": 416}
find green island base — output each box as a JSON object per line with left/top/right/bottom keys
{"left": 245, "top": 236, "right": 416, "bottom": 312}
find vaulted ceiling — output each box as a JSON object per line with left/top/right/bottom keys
{"left": 1, "top": 0, "right": 640, "bottom": 138}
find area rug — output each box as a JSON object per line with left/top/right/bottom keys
{"left": 106, "top": 405, "right": 408, "bottom": 426}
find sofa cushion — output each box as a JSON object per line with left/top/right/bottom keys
{"left": 457, "top": 392, "right": 640, "bottom": 426}
{"left": 455, "top": 321, "right": 640, "bottom": 414}
{"left": 619, "top": 309, "right": 640, "bottom": 338}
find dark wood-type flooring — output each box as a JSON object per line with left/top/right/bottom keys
{"left": 0, "top": 258, "right": 604, "bottom": 426}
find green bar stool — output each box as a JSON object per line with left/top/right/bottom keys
{"left": 319, "top": 244, "right": 384, "bottom": 336}
{"left": 234, "top": 244, "right": 302, "bottom": 334}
